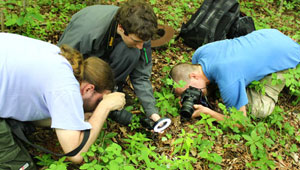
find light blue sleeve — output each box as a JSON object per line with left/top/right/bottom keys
{"left": 219, "top": 79, "right": 248, "bottom": 110}
{"left": 192, "top": 47, "right": 203, "bottom": 64}
{"left": 45, "top": 89, "right": 92, "bottom": 130}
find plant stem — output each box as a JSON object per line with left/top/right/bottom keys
{"left": 23, "top": 0, "right": 27, "bottom": 13}
{"left": 0, "top": 10, "right": 4, "bottom": 32}
{"left": 279, "top": 0, "right": 283, "bottom": 12}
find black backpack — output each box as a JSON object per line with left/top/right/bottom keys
{"left": 227, "top": 12, "right": 256, "bottom": 39}
{"left": 178, "top": 0, "right": 255, "bottom": 49}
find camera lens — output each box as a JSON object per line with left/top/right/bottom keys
{"left": 109, "top": 109, "right": 133, "bottom": 125}
{"left": 180, "top": 99, "right": 195, "bottom": 118}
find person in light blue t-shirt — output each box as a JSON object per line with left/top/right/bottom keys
{"left": 0, "top": 33, "right": 126, "bottom": 166}
{"left": 171, "top": 29, "right": 299, "bottom": 127}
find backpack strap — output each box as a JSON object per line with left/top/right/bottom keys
{"left": 6, "top": 119, "right": 90, "bottom": 157}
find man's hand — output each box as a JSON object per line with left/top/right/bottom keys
{"left": 191, "top": 104, "right": 209, "bottom": 118}
{"left": 150, "top": 113, "right": 161, "bottom": 122}
{"left": 150, "top": 113, "right": 168, "bottom": 133}
{"left": 56, "top": 92, "right": 126, "bottom": 164}
{"left": 99, "top": 92, "right": 126, "bottom": 111}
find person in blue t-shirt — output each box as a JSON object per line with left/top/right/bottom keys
{"left": 170, "top": 29, "right": 299, "bottom": 127}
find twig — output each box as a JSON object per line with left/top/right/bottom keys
{"left": 0, "top": 10, "right": 4, "bottom": 32}
{"left": 279, "top": 0, "right": 284, "bottom": 12}
{"left": 131, "top": 110, "right": 142, "bottom": 114}
{"left": 23, "top": 0, "right": 27, "bottom": 13}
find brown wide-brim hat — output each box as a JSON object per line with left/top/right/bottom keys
{"left": 151, "top": 24, "right": 175, "bottom": 48}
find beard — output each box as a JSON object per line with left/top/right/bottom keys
{"left": 82, "top": 98, "right": 98, "bottom": 112}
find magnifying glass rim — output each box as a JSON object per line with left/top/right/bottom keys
{"left": 153, "top": 118, "right": 171, "bottom": 133}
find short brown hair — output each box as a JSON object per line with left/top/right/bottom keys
{"left": 59, "top": 44, "right": 114, "bottom": 92}
{"left": 116, "top": 0, "right": 157, "bottom": 41}
{"left": 170, "top": 63, "right": 199, "bottom": 84}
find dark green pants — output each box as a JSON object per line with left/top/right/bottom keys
{"left": 0, "top": 119, "right": 36, "bottom": 170}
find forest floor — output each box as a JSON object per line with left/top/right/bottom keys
{"left": 3, "top": 0, "right": 298, "bottom": 169}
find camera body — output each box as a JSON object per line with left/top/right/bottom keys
{"left": 180, "top": 86, "right": 211, "bottom": 119}
{"left": 108, "top": 85, "right": 133, "bottom": 126}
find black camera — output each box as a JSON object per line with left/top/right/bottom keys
{"left": 180, "top": 86, "right": 211, "bottom": 119}
{"left": 108, "top": 85, "right": 133, "bottom": 126}
{"left": 108, "top": 109, "right": 133, "bottom": 126}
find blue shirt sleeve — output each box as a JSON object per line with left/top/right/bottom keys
{"left": 219, "top": 79, "right": 248, "bottom": 110}
{"left": 192, "top": 46, "right": 205, "bottom": 64}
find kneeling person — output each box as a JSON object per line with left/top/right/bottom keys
{"left": 170, "top": 29, "right": 300, "bottom": 127}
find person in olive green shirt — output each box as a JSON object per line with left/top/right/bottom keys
{"left": 58, "top": 0, "right": 162, "bottom": 124}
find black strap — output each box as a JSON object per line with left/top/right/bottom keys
{"left": 106, "top": 18, "right": 118, "bottom": 51}
{"left": 102, "top": 18, "right": 118, "bottom": 59}
{"left": 7, "top": 119, "right": 90, "bottom": 157}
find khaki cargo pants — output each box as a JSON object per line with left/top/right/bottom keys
{"left": 0, "top": 119, "right": 36, "bottom": 170}
{"left": 246, "top": 65, "right": 299, "bottom": 118}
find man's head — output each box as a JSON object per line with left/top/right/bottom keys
{"left": 60, "top": 45, "right": 114, "bottom": 112}
{"left": 80, "top": 57, "right": 114, "bottom": 112}
{"left": 170, "top": 63, "right": 209, "bottom": 97}
{"left": 116, "top": 0, "right": 157, "bottom": 49}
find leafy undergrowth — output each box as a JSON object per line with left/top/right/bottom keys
{"left": 1, "top": 0, "right": 299, "bottom": 169}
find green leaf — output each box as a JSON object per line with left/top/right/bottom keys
{"left": 290, "top": 144, "right": 298, "bottom": 152}
{"left": 255, "top": 142, "right": 264, "bottom": 150}
{"left": 250, "top": 144, "right": 257, "bottom": 155}
{"left": 5, "top": 14, "right": 17, "bottom": 26}
{"left": 124, "top": 166, "right": 135, "bottom": 170}
{"left": 242, "top": 135, "right": 252, "bottom": 142}
{"left": 166, "top": 78, "right": 173, "bottom": 85}
{"left": 211, "top": 153, "right": 222, "bottom": 163}
{"left": 80, "top": 163, "right": 90, "bottom": 169}
{"left": 172, "top": 138, "right": 183, "bottom": 145}
{"left": 199, "top": 151, "right": 209, "bottom": 158}
{"left": 295, "top": 136, "right": 300, "bottom": 142}
{"left": 94, "top": 165, "right": 102, "bottom": 170}
{"left": 102, "top": 156, "right": 109, "bottom": 163}
{"left": 105, "top": 132, "right": 117, "bottom": 139}
{"left": 265, "top": 138, "right": 275, "bottom": 147}
{"left": 250, "top": 130, "right": 259, "bottom": 141}
{"left": 16, "top": 16, "right": 25, "bottom": 26}
{"left": 87, "top": 151, "right": 95, "bottom": 157}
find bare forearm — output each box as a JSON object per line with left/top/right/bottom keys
{"left": 56, "top": 92, "right": 125, "bottom": 164}
{"left": 204, "top": 108, "right": 226, "bottom": 121}
{"left": 83, "top": 103, "right": 110, "bottom": 150}
{"left": 204, "top": 108, "right": 243, "bottom": 128}
{"left": 193, "top": 105, "right": 247, "bottom": 129}
{"left": 65, "top": 103, "right": 110, "bottom": 163}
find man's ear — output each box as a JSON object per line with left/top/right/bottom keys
{"left": 80, "top": 82, "right": 95, "bottom": 95}
{"left": 117, "top": 24, "right": 124, "bottom": 34}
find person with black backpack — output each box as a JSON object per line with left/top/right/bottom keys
{"left": 170, "top": 29, "right": 300, "bottom": 128}
{"left": 0, "top": 33, "right": 125, "bottom": 169}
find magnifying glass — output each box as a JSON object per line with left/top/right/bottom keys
{"left": 141, "top": 117, "right": 172, "bottom": 133}
{"left": 153, "top": 118, "right": 172, "bottom": 133}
